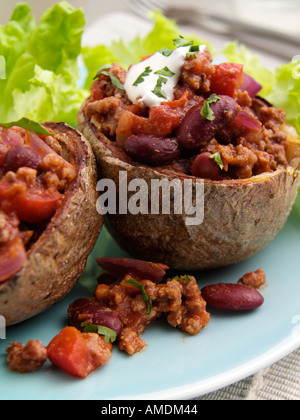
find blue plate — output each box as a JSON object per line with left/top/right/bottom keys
{"left": 0, "top": 196, "right": 300, "bottom": 400}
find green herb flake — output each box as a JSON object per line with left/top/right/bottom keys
{"left": 190, "top": 45, "right": 200, "bottom": 52}
{"left": 125, "top": 279, "right": 152, "bottom": 316}
{"left": 152, "top": 76, "right": 168, "bottom": 99}
{"left": 207, "top": 93, "right": 221, "bottom": 104}
{"left": 94, "top": 66, "right": 125, "bottom": 91}
{"left": 154, "top": 66, "right": 175, "bottom": 77}
{"left": 209, "top": 152, "right": 224, "bottom": 170}
{"left": 94, "top": 63, "right": 113, "bottom": 79}
{"left": 81, "top": 322, "right": 117, "bottom": 344}
{"left": 173, "top": 35, "right": 194, "bottom": 48}
{"left": 200, "top": 94, "right": 221, "bottom": 121}
{"left": 173, "top": 275, "right": 192, "bottom": 282}
{"left": 186, "top": 52, "right": 197, "bottom": 59}
{"left": 200, "top": 101, "right": 215, "bottom": 121}
{"left": 0, "top": 118, "right": 54, "bottom": 136}
{"left": 133, "top": 66, "right": 152, "bottom": 86}
{"left": 158, "top": 47, "right": 175, "bottom": 57}
{"left": 187, "top": 45, "right": 200, "bottom": 59}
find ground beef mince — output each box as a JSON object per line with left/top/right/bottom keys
{"left": 92, "top": 274, "right": 210, "bottom": 355}
{"left": 85, "top": 45, "right": 292, "bottom": 180}
{"left": 6, "top": 340, "right": 48, "bottom": 373}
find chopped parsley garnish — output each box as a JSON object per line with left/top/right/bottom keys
{"left": 94, "top": 63, "right": 113, "bottom": 79}
{"left": 158, "top": 36, "right": 200, "bottom": 59}
{"left": 173, "top": 35, "right": 194, "bottom": 48}
{"left": 81, "top": 322, "right": 117, "bottom": 344}
{"left": 133, "top": 66, "right": 152, "bottom": 86}
{"left": 124, "top": 279, "right": 152, "bottom": 316}
{"left": 94, "top": 64, "right": 125, "bottom": 91}
{"left": 158, "top": 47, "right": 174, "bottom": 57}
{"left": 173, "top": 275, "right": 192, "bottom": 282}
{"left": 209, "top": 152, "right": 224, "bottom": 170}
{"left": 154, "top": 66, "right": 176, "bottom": 77}
{"left": 0, "top": 118, "right": 54, "bottom": 136}
{"left": 200, "top": 94, "right": 221, "bottom": 121}
{"left": 152, "top": 76, "right": 168, "bottom": 99}
{"left": 187, "top": 45, "right": 200, "bottom": 59}
{"left": 186, "top": 52, "right": 197, "bottom": 59}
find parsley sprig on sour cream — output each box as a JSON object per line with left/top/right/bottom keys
{"left": 124, "top": 37, "right": 207, "bottom": 108}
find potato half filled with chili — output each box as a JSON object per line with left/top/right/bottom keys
{"left": 78, "top": 37, "right": 300, "bottom": 270}
{"left": 0, "top": 121, "right": 103, "bottom": 325}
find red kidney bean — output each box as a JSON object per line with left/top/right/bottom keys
{"left": 124, "top": 135, "right": 181, "bottom": 165}
{"left": 177, "top": 95, "right": 240, "bottom": 150}
{"left": 96, "top": 257, "right": 169, "bottom": 283}
{"left": 201, "top": 283, "right": 264, "bottom": 311}
{"left": 191, "top": 152, "right": 222, "bottom": 180}
{"left": 3, "top": 145, "right": 42, "bottom": 173}
{"left": 68, "top": 298, "right": 123, "bottom": 338}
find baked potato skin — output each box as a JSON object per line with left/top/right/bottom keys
{"left": 0, "top": 123, "right": 103, "bottom": 326}
{"left": 78, "top": 105, "right": 300, "bottom": 270}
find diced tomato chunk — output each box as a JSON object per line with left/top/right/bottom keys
{"left": 47, "top": 327, "right": 91, "bottom": 378}
{"left": 47, "top": 327, "right": 113, "bottom": 379}
{"left": 210, "top": 63, "right": 244, "bottom": 98}
{"left": 10, "top": 189, "right": 62, "bottom": 224}
{"left": 0, "top": 183, "right": 62, "bottom": 224}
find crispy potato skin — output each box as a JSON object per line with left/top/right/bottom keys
{"left": 0, "top": 123, "right": 103, "bottom": 326}
{"left": 78, "top": 105, "right": 300, "bottom": 271}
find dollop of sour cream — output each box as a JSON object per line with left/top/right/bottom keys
{"left": 124, "top": 45, "right": 207, "bottom": 108}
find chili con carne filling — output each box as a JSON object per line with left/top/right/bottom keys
{"left": 0, "top": 125, "right": 76, "bottom": 283}
{"left": 85, "top": 46, "right": 296, "bottom": 180}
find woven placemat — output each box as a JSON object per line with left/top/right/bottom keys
{"left": 197, "top": 347, "right": 300, "bottom": 400}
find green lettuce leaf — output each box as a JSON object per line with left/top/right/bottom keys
{"left": 0, "top": 1, "right": 88, "bottom": 127}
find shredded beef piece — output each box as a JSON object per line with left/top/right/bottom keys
{"left": 181, "top": 48, "right": 215, "bottom": 93}
{"left": 95, "top": 274, "right": 210, "bottom": 355}
{"left": 167, "top": 276, "right": 210, "bottom": 335}
{"left": 86, "top": 97, "right": 126, "bottom": 137}
{"left": 215, "top": 143, "right": 258, "bottom": 179}
{"left": 39, "top": 153, "right": 76, "bottom": 191}
{"left": 238, "top": 269, "right": 266, "bottom": 289}
{"left": 6, "top": 340, "right": 48, "bottom": 373}
{"left": 236, "top": 90, "right": 252, "bottom": 108}
{"left": 118, "top": 328, "right": 147, "bottom": 355}
{"left": 83, "top": 333, "right": 113, "bottom": 370}
{"left": 259, "top": 107, "right": 286, "bottom": 130}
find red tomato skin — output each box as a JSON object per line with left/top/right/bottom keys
{"left": 11, "top": 190, "right": 62, "bottom": 224}
{"left": 210, "top": 63, "right": 244, "bottom": 97}
{"left": 47, "top": 327, "right": 90, "bottom": 379}
{"left": 0, "top": 183, "right": 62, "bottom": 224}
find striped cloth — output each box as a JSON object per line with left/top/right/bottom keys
{"left": 197, "top": 348, "right": 300, "bottom": 400}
